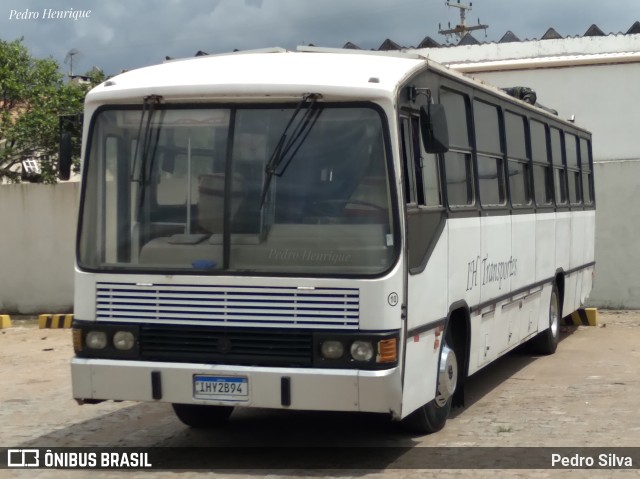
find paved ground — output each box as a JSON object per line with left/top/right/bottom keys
{"left": 0, "top": 311, "right": 639, "bottom": 478}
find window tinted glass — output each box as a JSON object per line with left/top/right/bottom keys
{"left": 533, "top": 164, "right": 552, "bottom": 205}
{"left": 477, "top": 155, "right": 505, "bottom": 206}
{"left": 566, "top": 133, "right": 578, "bottom": 169}
{"left": 445, "top": 151, "right": 474, "bottom": 206}
{"left": 550, "top": 128, "right": 563, "bottom": 165}
{"left": 505, "top": 112, "right": 527, "bottom": 160}
{"left": 440, "top": 90, "right": 470, "bottom": 148}
{"left": 580, "top": 138, "right": 591, "bottom": 172}
{"left": 531, "top": 120, "right": 548, "bottom": 164}
{"left": 474, "top": 101, "right": 502, "bottom": 154}
{"left": 582, "top": 172, "right": 593, "bottom": 204}
{"left": 509, "top": 160, "right": 530, "bottom": 206}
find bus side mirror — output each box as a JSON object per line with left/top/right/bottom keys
{"left": 420, "top": 104, "right": 449, "bottom": 154}
{"left": 59, "top": 131, "right": 72, "bottom": 181}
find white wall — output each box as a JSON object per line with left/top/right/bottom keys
{"left": 592, "top": 161, "right": 640, "bottom": 308}
{"left": 0, "top": 183, "right": 78, "bottom": 314}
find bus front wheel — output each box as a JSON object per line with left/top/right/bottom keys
{"left": 402, "top": 341, "right": 458, "bottom": 434}
{"left": 172, "top": 403, "right": 234, "bottom": 428}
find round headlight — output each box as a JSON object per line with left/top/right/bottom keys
{"left": 85, "top": 331, "right": 108, "bottom": 350}
{"left": 321, "top": 340, "right": 344, "bottom": 360}
{"left": 113, "top": 331, "right": 136, "bottom": 351}
{"left": 350, "top": 340, "right": 374, "bottom": 362}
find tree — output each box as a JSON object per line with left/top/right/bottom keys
{"left": 0, "top": 38, "right": 100, "bottom": 183}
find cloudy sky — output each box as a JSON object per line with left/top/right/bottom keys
{"left": 2, "top": 0, "right": 639, "bottom": 76}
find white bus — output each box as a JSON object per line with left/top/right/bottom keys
{"left": 65, "top": 46, "right": 595, "bottom": 433}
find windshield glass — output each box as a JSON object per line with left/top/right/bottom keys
{"left": 78, "top": 104, "right": 397, "bottom": 276}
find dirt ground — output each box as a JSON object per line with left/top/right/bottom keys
{"left": 0, "top": 310, "right": 639, "bottom": 478}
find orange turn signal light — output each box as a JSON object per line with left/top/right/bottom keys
{"left": 377, "top": 338, "right": 397, "bottom": 363}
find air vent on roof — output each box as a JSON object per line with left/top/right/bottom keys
{"left": 503, "top": 87, "right": 537, "bottom": 104}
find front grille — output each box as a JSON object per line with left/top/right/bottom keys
{"left": 96, "top": 282, "right": 359, "bottom": 330}
{"left": 139, "top": 325, "right": 314, "bottom": 367}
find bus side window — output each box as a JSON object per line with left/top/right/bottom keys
{"left": 440, "top": 89, "right": 474, "bottom": 208}
{"left": 550, "top": 127, "right": 567, "bottom": 205}
{"left": 474, "top": 100, "right": 506, "bottom": 207}
{"left": 505, "top": 111, "right": 531, "bottom": 207}
{"left": 565, "top": 133, "right": 582, "bottom": 205}
{"left": 531, "top": 120, "right": 553, "bottom": 207}
{"left": 400, "top": 116, "right": 418, "bottom": 204}
{"left": 414, "top": 115, "right": 442, "bottom": 207}
{"left": 580, "top": 138, "right": 594, "bottom": 205}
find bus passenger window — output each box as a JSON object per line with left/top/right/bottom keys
{"left": 505, "top": 112, "right": 531, "bottom": 207}
{"left": 531, "top": 120, "right": 552, "bottom": 206}
{"left": 474, "top": 100, "right": 505, "bottom": 207}
{"left": 550, "top": 128, "right": 567, "bottom": 205}
{"left": 565, "top": 133, "right": 581, "bottom": 205}
{"left": 440, "top": 89, "right": 474, "bottom": 208}
{"left": 580, "top": 138, "right": 594, "bottom": 205}
{"left": 445, "top": 151, "right": 474, "bottom": 206}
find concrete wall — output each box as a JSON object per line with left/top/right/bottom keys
{"left": 0, "top": 183, "right": 78, "bottom": 314}
{"left": 592, "top": 161, "right": 640, "bottom": 308}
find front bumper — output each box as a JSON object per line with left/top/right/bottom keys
{"left": 71, "top": 358, "right": 403, "bottom": 416}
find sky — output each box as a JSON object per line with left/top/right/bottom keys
{"left": 2, "top": 0, "right": 640, "bottom": 77}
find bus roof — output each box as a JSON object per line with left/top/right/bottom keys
{"left": 87, "top": 47, "right": 427, "bottom": 104}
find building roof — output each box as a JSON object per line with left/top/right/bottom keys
{"left": 343, "top": 21, "right": 640, "bottom": 51}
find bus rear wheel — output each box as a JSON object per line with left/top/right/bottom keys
{"left": 172, "top": 403, "right": 234, "bottom": 428}
{"left": 530, "top": 283, "right": 561, "bottom": 355}
{"left": 402, "top": 341, "right": 458, "bottom": 434}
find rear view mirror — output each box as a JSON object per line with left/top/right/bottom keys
{"left": 420, "top": 104, "right": 449, "bottom": 154}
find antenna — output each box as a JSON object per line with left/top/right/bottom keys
{"left": 438, "top": 1, "right": 489, "bottom": 43}
{"left": 64, "top": 49, "right": 81, "bottom": 79}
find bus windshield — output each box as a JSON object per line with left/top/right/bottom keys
{"left": 78, "top": 104, "right": 397, "bottom": 276}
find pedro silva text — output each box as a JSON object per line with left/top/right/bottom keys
{"left": 9, "top": 8, "right": 91, "bottom": 20}
{"left": 552, "top": 453, "right": 633, "bottom": 468}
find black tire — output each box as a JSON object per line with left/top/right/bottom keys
{"left": 402, "top": 396, "right": 452, "bottom": 434}
{"left": 172, "top": 403, "right": 234, "bottom": 428}
{"left": 530, "top": 283, "right": 561, "bottom": 355}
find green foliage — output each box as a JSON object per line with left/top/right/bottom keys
{"left": 0, "top": 38, "right": 101, "bottom": 183}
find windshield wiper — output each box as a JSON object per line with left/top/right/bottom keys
{"left": 131, "top": 95, "right": 164, "bottom": 214}
{"left": 260, "top": 93, "right": 322, "bottom": 206}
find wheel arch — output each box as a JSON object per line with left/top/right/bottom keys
{"left": 445, "top": 301, "right": 471, "bottom": 407}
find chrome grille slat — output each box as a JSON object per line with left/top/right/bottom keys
{"left": 96, "top": 282, "right": 360, "bottom": 329}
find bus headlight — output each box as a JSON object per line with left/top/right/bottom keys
{"left": 113, "top": 331, "right": 136, "bottom": 351}
{"left": 321, "top": 340, "right": 344, "bottom": 359}
{"left": 85, "top": 331, "right": 108, "bottom": 350}
{"left": 350, "top": 340, "right": 374, "bottom": 362}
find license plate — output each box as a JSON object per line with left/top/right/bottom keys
{"left": 193, "top": 375, "right": 249, "bottom": 401}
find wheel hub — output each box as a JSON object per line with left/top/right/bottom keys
{"left": 436, "top": 345, "right": 458, "bottom": 405}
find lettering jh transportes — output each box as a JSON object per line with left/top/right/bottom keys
{"left": 61, "top": 46, "right": 595, "bottom": 433}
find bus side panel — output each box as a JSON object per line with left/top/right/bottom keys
{"left": 480, "top": 215, "right": 512, "bottom": 354}
{"left": 565, "top": 211, "right": 588, "bottom": 313}
{"left": 402, "top": 229, "right": 449, "bottom": 418}
{"left": 535, "top": 213, "right": 556, "bottom": 284}
{"left": 555, "top": 212, "right": 571, "bottom": 273}
{"left": 511, "top": 214, "right": 536, "bottom": 292}
{"left": 449, "top": 217, "right": 481, "bottom": 306}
